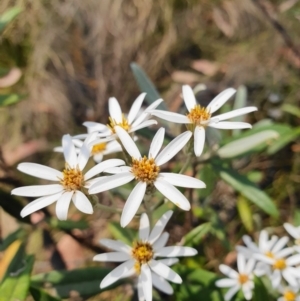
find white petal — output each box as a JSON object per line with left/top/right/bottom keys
{"left": 245, "top": 258, "right": 256, "bottom": 274}
{"left": 55, "top": 191, "right": 73, "bottom": 220}
{"left": 151, "top": 110, "right": 190, "bottom": 124}
{"left": 99, "top": 238, "right": 131, "bottom": 253}
{"left": 104, "top": 166, "right": 132, "bottom": 174}
{"left": 182, "top": 85, "right": 197, "bottom": 112}
{"left": 62, "top": 134, "right": 78, "bottom": 167}
{"left": 283, "top": 269, "right": 299, "bottom": 287}
{"left": 148, "top": 210, "right": 173, "bottom": 244}
{"left": 155, "top": 246, "right": 197, "bottom": 257}
{"left": 152, "top": 272, "right": 173, "bottom": 295}
{"left": 77, "top": 133, "right": 97, "bottom": 170}
{"left": 141, "top": 264, "right": 152, "bottom": 301}
{"left": 109, "top": 97, "right": 123, "bottom": 123}
{"left": 284, "top": 223, "right": 300, "bottom": 239}
{"left": 215, "top": 278, "right": 238, "bottom": 288}
{"left": 130, "top": 119, "right": 157, "bottom": 132}
{"left": 154, "top": 178, "right": 191, "bottom": 211}
{"left": 20, "top": 192, "right": 63, "bottom": 217}
{"left": 115, "top": 126, "right": 141, "bottom": 159}
{"left": 137, "top": 275, "right": 144, "bottom": 301}
{"left": 83, "top": 122, "right": 109, "bottom": 132}
{"left": 93, "top": 252, "right": 131, "bottom": 262}
{"left": 100, "top": 259, "right": 135, "bottom": 288}
{"left": 128, "top": 93, "right": 146, "bottom": 124}
{"left": 237, "top": 253, "right": 246, "bottom": 273}
{"left": 272, "top": 236, "right": 289, "bottom": 254}
{"left": 155, "top": 131, "right": 192, "bottom": 166}
{"left": 157, "top": 258, "right": 179, "bottom": 266}
{"left": 148, "top": 128, "right": 165, "bottom": 159}
{"left": 242, "top": 283, "right": 253, "bottom": 300}
{"left": 159, "top": 173, "right": 206, "bottom": 189}
{"left": 253, "top": 254, "right": 274, "bottom": 265}
{"left": 194, "top": 126, "right": 205, "bottom": 157}
{"left": 121, "top": 182, "right": 147, "bottom": 227}
{"left": 84, "top": 159, "right": 125, "bottom": 180}
{"left": 93, "top": 153, "right": 103, "bottom": 163}
{"left": 242, "top": 235, "right": 258, "bottom": 252}
{"left": 72, "top": 191, "right": 93, "bottom": 214}
{"left": 17, "top": 163, "right": 62, "bottom": 181}
{"left": 259, "top": 230, "right": 270, "bottom": 251}
{"left": 149, "top": 260, "right": 182, "bottom": 283}
{"left": 206, "top": 88, "right": 236, "bottom": 114}
{"left": 12, "top": 184, "right": 63, "bottom": 197}
{"left": 219, "top": 264, "right": 239, "bottom": 278}
{"left": 153, "top": 232, "right": 169, "bottom": 251}
{"left": 209, "top": 121, "right": 252, "bottom": 130}
{"left": 89, "top": 172, "right": 134, "bottom": 194}
{"left": 275, "top": 248, "right": 294, "bottom": 259}
{"left": 224, "top": 284, "right": 240, "bottom": 301}
{"left": 139, "top": 213, "right": 150, "bottom": 241}
{"left": 211, "top": 107, "right": 257, "bottom": 121}
{"left": 271, "top": 270, "right": 281, "bottom": 288}
{"left": 286, "top": 254, "right": 300, "bottom": 266}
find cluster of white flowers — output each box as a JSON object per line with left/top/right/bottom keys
{"left": 216, "top": 223, "right": 300, "bottom": 301}
{"left": 12, "top": 85, "right": 257, "bottom": 300}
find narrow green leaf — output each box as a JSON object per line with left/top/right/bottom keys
{"left": 217, "top": 130, "right": 278, "bottom": 158}
{"left": 237, "top": 196, "right": 253, "bottom": 232}
{"left": 282, "top": 104, "right": 300, "bottom": 118}
{"left": 232, "top": 86, "right": 247, "bottom": 137}
{"left": 0, "top": 94, "right": 24, "bottom": 106}
{"left": 0, "top": 229, "right": 25, "bottom": 251}
{"left": 47, "top": 218, "right": 89, "bottom": 230}
{"left": 108, "top": 222, "right": 136, "bottom": 246}
{"left": 31, "top": 267, "right": 126, "bottom": 298}
{"left": 130, "top": 63, "right": 166, "bottom": 110}
{"left": 253, "top": 277, "right": 270, "bottom": 301}
{"left": 0, "top": 255, "right": 34, "bottom": 301}
{"left": 216, "top": 166, "right": 278, "bottom": 217}
{"left": 30, "top": 286, "right": 61, "bottom": 301}
{"left": 183, "top": 222, "right": 211, "bottom": 246}
{"left": 0, "top": 7, "right": 22, "bottom": 32}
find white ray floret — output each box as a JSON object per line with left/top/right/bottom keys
{"left": 75, "top": 93, "right": 163, "bottom": 140}
{"left": 93, "top": 211, "right": 197, "bottom": 301}
{"left": 215, "top": 253, "right": 255, "bottom": 301}
{"left": 89, "top": 126, "right": 206, "bottom": 227}
{"left": 151, "top": 85, "right": 257, "bottom": 157}
{"left": 12, "top": 134, "right": 125, "bottom": 220}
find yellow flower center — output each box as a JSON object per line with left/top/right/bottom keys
{"left": 131, "top": 156, "right": 160, "bottom": 185}
{"left": 273, "top": 258, "right": 286, "bottom": 270}
{"left": 91, "top": 142, "right": 107, "bottom": 154}
{"left": 108, "top": 114, "right": 131, "bottom": 133}
{"left": 238, "top": 273, "right": 249, "bottom": 284}
{"left": 284, "top": 290, "right": 296, "bottom": 301}
{"left": 265, "top": 251, "right": 274, "bottom": 258}
{"left": 131, "top": 241, "right": 154, "bottom": 274}
{"left": 60, "top": 164, "right": 84, "bottom": 191}
{"left": 187, "top": 105, "right": 211, "bottom": 125}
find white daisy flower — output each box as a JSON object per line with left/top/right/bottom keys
{"left": 253, "top": 239, "right": 300, "bottom": 288}
{"left": 12, "top": 134, "right": 125, "bottom": 220}
{"left": 89, "top": 126, "right": 206, "bottom": 227}
{"left": 76, "top": 93, "right": 163, "bottom": 140}
{"left": 55, "top": 138, "right": 122, "bottom": 163}
{"left": 151, "top": 85, "right": 257, "bottom": 156}
{"left": 284, "top": 223, "right": 300, "bottom": 246}
{"left": 93, "top": 210, "right": 197, "bottom": 301}
{"left": 278, "top": 286, "right": 300, "bottom": 301}
{"left": 215, "top": 253, "right": 255, "bottom": 301}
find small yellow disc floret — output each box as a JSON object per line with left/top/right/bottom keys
{"left": 187, "top": 105, "right": 211, "bottom": 125}
{"left": 108, "top": 114, "right": 131, "bottom": 133}
{"left": 132, "top": 241, "right": 154, "bottom": 274}
{"left": 238, "top": 273, "right": 249, "bottom": 284}
{"left": 60, "top": 164, "right": 84, "bottom": 191}
{"left": 284, "top": 290, "right": 296, "bottom": 301}
{"left": 91, "top": 142, "right": 107, "bottom": 154}
{"left": 273, "top": 258, "right": 286, "bottom": 270}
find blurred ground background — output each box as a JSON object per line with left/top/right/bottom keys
{"left": 1, "top": 0, "right": 300, "bottom": 300}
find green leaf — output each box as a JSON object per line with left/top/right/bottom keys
{"left": 130, "top": 63, "right": 166, "bottom": 110}
{"left": 47, "top": 218, "right": 89, "bottom": 230}
{"left": 293, "top": 210, "right": 300, "bottom": 226}
{"left": 217, "top": 130, "right": 278, "bottom": 158}
{"left": 0, "top": 255, "right": 34, "bottom": 301}
{"left": 0, "top": 229, "right": 25, "bottom": 251}
{"left": 267, "top": 127, "right": 300, "bottom": 155}
{"left": 0, "top": 7, "right": 22, "bottom": 32}
{"left": 108, "top": 222, "right": 136, "bottom": 246}
{"left": 282, "top": 104, "right": 300, "bottom": 118}
{"left": 253, "top": 277, "right": 270, "bottom": 301}
{"left": 237, "top": 196, "right": 253, "bottom": 232}
{"left": 30, "top": 286, "right": 61, "bottom": 301}
{"left": 31, "top": 267, "right": 126, "bottom": 298}
{"left": 216, "top": 166, "right": 278, "bottom": 217}
{"left": 0, "top": 94, "right": 24, "bottom": 106}
{"left": 232, "top": 86, "right": 247, "bottom": 136}
{"left": 183, "top": 222, "right": 211, "bottom": 246}
{"left": 0, "top": 190, "right": 31, "bottom": 224}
